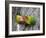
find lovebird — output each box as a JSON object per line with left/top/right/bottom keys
{"left": 25, "top": 16, "right": 37, "bottom": 26}
{"left": 15, "top": 15, "right": 37, "bottom": 26}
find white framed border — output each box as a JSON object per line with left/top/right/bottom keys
{"left": 9, "top": 3, "right": 43, "bottom": 35}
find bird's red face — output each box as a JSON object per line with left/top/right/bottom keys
{"left": 18, "top": 16, "right": 28, "bottom": 24}
{"left": 19, "top": 16, "right": 25, "bottom": 21}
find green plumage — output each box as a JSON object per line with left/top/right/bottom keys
{"left": 15, "top": 15, "right": 37, "bottom": 26}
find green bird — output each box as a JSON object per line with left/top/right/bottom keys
{"left": 30, "top": 16, "right": 37, "bottom": 26}
{"left": 26, "top": 16, "right": 37, "bottom": 26}
{"left": 15, "top": 15, "right": 37, "bottom": 26}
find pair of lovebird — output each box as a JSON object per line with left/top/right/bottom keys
{"left": 15, "top": 15, "right": 37, "bottom": 26}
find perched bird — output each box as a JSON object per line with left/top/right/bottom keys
{"left": 16, "top": 15, "right": 37, "bottom": 26}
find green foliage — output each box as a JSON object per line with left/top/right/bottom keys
{"left": 16, "top": 12, "right": 21, "bottom": 15}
